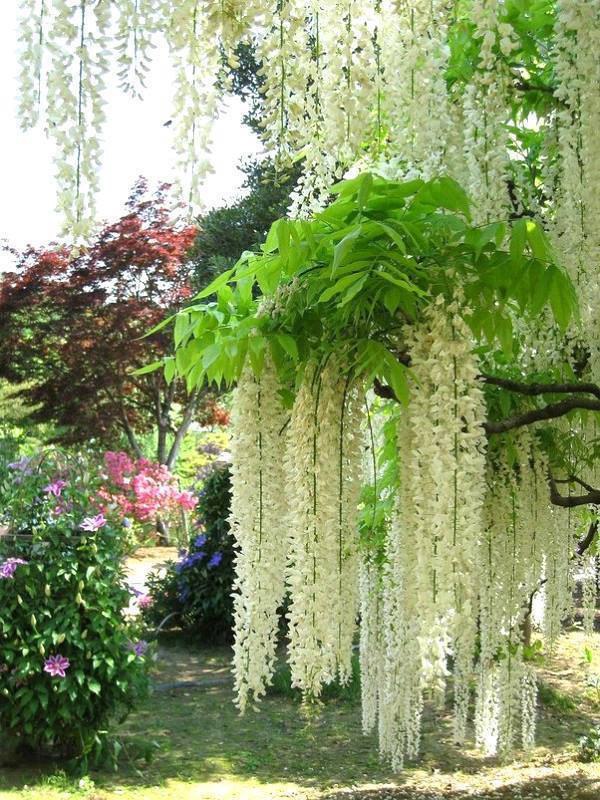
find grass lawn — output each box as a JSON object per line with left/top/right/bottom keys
{"left": 0, "top": 631, "right": 599, "bottom": 800}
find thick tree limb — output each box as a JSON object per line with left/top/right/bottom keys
{"left": 484, "top": 397, "right": 600, "bottom": 435}
{"left": 549, "top": 472, "right": 600, "bottom": 508}
{"left": 578, "top": 520, "right": 599, "bottom": 556}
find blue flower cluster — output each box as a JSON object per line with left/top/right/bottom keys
{"left": 175, "top": 532, "right": 222, "bottom": 575}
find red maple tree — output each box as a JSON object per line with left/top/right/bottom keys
{"left": 0, "top": 179, "right": 218, "bottom": 466}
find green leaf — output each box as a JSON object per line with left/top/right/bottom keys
{"left": 331, "top": 226, "right": 362, "bottom": 276}
{"left": 510, "top": 218, "right": 527, "bottom": 264}
{"left": 248, "top": 336, "right": 266, "bottom": 375}
{"left": 383, "top": 354, "right": 409, "bottom": 405}
{"left": 357, "top": 172, "right": 373, "bottom": 210}
{"left": 525, "top": 220, "right": 552, "bottom": 261}
{"left": 191, "top": 268, "right": 234, "bottom": 300}
{"left": 163, "top": 358, "right": 176, "bottom": 384}
{"left": 548, "top": 266, "right": 574, "bottom": 330}
{"left": 132, "top": 360, "right": 163, "bottom": 377}
{"left": 495, "top": 314, "right": 513, "bottom": 357}
{"left": 276, "top": 334, "right": 299, "bottom": 361}
{"left": 318, "top": 272, "right": 366, "bottom": 303}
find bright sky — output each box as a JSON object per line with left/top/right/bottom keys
{"left": 0, "top": 3, "right": 262, "bottom": 271}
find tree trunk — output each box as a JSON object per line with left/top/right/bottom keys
{"left": 155, "top": 516, "right": 170, "bottom": 545}
{"left": 166, "top": 389, "right": 200, "bottom": 470}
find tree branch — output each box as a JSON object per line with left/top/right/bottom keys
{"left": 166, "top": 389, "right": 200, "bottom": 470}
{"left": 484, "top": 397, "right": 600, "bottom": 435}
{"left": 578, "top": 520, "right": 599, "bottom": 556}
{"left": 548, "top": 472, "right": 600, "bottom": 508}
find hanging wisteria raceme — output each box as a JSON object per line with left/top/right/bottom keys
{"left": 475, "top": 432, "right": 577, "bottom": 756}
{"left": 378, "top": 0, "right": 452, "bottom": 180}
{"left": 229, "top": 359, "right": 289, "bottom": 713}
{"left": 16, "top": 0, "right": 527, "bottom": 230}
{"left": 358, "top": 554, "right": 383, "bottom": 736}
{"left": 17, "top": 0, "right": 46, "bottom": 129}
{"left": 477, "top": 434, "right": 539, "bottom": 755}
{"left": 373, "top": 298, "right": 488, "bottom": 768}
{"left": 580, "top": 554, "right": 597, "bottom": 638}
{"left": 462, "top": 0, "right": 514, "bottom": 224}
{"left": 552, "top": 0, "right": 600, "bottom": 378}
{"left": 114, "top": 0, "right": 161, "bottom": 98}
{"left": 286, "top": 360, "right": 365, "bottom": 696}
{"left": 45, "top": 0, "right": 111, "bottom": 238}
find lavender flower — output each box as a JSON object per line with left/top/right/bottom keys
{"left": 0, "top": 558, "right": 28, "bottom": 579}
{"left": 43, "top": 479, "right": 67, "bottom": 498}
{"left": 128, "top": 640, "right": 149, "bottom": 657}
{"left": 8, "top": 456, "right": 33, "bottom": 474}
{"left": 80, "top": 513, "right": 107, "bottom": 532}
{"left": 207, "top": 552, "right": 222, "bottom": 569}
{"left": 43, "top": 654, "right": 70, "bottom": 678}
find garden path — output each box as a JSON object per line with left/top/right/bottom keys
{"left": 124, "top": 546, "right": 177, "bottom": 596}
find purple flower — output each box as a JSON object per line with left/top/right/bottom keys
{"left": 80, "top": 513, "right": 107, "bottom": 532}
{"left": 43, "top": 654, "right": 70, "bottom": 678}
{"left": 43, "top": 479, "right": 67, "bottom": 498}
{"left": 128, "top": 640, "right": 149, "bottom": 657}
{"left": 0, "top": 558, "right": 28, "bottom": 579}
{"left": 208, "top": 552, "right": 222, "bottom": 569}
{"left": 8, "top": 456, "right": 32, "bottom": 474}
{"left": 137, "top": 594, "right": 152, "bottom": 610}
{"left": 122, "top": 517, "right": 132, "bottom": 528}
{"left": 194, "top": 534, "right": 207, "bottom": 549}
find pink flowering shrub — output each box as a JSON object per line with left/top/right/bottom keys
{"left": 98, "top": 452, "right": 196, "bottom": 527}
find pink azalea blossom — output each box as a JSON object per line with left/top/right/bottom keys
{"left": 137, "top": 594, "right": 153, "bottom": 610}
{"left": 100, "top": 452, "right": 197, "bottom": 524}
{"left": 43, "top": 479, "right": 67, "bottom": 498}
{"left": 80, "top": 513, "right": 107, "bottom": 532}
{"left": 43, "top": 654, "right": 70, "bottom": 678}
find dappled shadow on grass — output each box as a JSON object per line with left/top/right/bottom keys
{"left": 1, "top": 635, "right": 599, "bottom": 798}
{"left": 323, "top": 772, "right": 600, "bottom": 800}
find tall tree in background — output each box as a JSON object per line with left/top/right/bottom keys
{"left": 190, "top": 44, "right": 298, "bottom": 292}
{"left": 0, "top": 180, "right": 208, "bottom": 467}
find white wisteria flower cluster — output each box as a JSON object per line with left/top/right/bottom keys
{"left": 476, "top": 431, "right": 576, "bottom": 755}
{"left": 229, "top": 357, "right": 365, "bottom": 707}
{"left": 551, "top": 0, "right": 600, "bottom": 379}
{"left": 229, "top": 298, "right": 594, "bottom": 769}
{"left": 229, "top": 359, "right": 289, "bottom": 712}
{"left": 15, "top": 0, "right": 540, "bottom": 232}
{"left": 371, "top": 300, "right": 488, "bottom": 769}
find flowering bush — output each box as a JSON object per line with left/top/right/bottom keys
{"left": 99, "top": 451, "right": 196, "bottom": 523}
{"left": 0, "top": 451, "right": 149, "bottom": 761}
{"left": 142, "top": 464, "right": 235, "bottom": 643}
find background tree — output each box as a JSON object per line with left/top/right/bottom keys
{"left": 190, "top": 159, "right": 298, "bottom": 293}
{"left": 0, "top": 180, "right": 208, "bottom": 467}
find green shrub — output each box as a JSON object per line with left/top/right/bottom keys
{"left": 142, "top": 465, "right": 235, "bottom": 643}
{"left": 0, "top": 451, "right": 149, "bottom": 763}
{"left": 579, "top": 725, "right": 600, "bottom": 762}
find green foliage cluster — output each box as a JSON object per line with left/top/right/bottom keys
{"left": 142, "top": 464, "right": 235, "bottom": 643}
{"left": 163, "top": 173, "right": 575, "bottom": 404}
